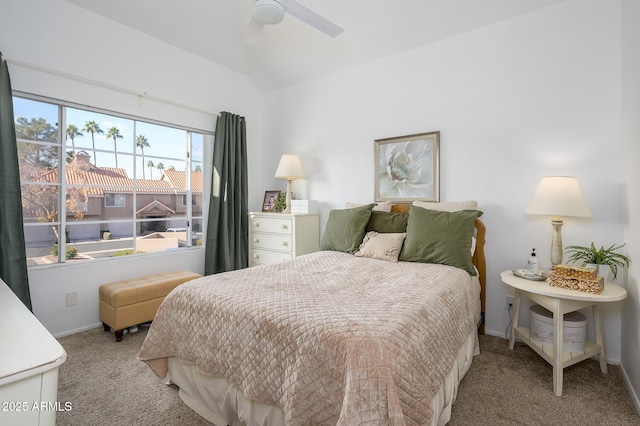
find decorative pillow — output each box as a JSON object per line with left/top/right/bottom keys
{"left": 321, "top": 204, "right": 375, "bottom": 253}
{"left": 413, "top": 200, "right": 478, "bottom": 212}
{"left": 413, "top": 200, "right": 479, "bottom": 254}
{"left": 355, "top": 232, "right": 406, "bottom": 262}
{"left": 399, "top": 205, "right": 483, "bottom": 275}
{"left": 345, "top": 201, "right": 393, "bottom": 212}
{"left": 365, "top": 211, "right": 409, "bottom": 233}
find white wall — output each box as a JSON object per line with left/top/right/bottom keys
{"left": 621, "top": 0, "right": 640, "bottom": 412}
{"left": 263, "top": 0, "right": 628, "bottom": 361}
{"left": 0, "top": 0, "right": 264, "bottom": 336}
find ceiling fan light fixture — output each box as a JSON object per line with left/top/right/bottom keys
{"left": 253, "top": 0, "right": 286, "bottom": 25}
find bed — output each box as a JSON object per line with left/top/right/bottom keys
{"left": 139, "top": 202, "right": 486, "bottom": 425}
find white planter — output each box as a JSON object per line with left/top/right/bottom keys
{"left": 586, "top": 263, "right": 612, "bottom": 282}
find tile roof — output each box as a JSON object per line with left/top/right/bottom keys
{"left": 136, "top": 198, "right": 176, "bottom": 215}
{"left": 27, "top": 154, "right": 203, "bottom": 196}
{"left": 162, "top": 169, "right": 204, "bottom": 192}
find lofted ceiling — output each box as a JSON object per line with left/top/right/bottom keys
{"left": 64, "top": 0, "right": 565, "bottom": 93}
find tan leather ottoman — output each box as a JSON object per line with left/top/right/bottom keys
{"left": 99, "top": 270, "right": 202, "bottom": 341}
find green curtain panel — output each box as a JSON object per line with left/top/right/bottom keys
{"left": 0, "top": 52, "right": 32, "bottom": 310}
{"left": 204, "top": 111, "right": 248, "bottom": 275}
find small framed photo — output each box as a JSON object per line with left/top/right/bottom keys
{"left": 374, "top": 131, "right": 440, "bottom": 203}
{"left": 262, "top": 190, "right": 281, "bottom": 212}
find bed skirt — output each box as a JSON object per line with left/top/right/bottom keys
{"left": 166, "top": 329, "right": 479, "bottom": 426}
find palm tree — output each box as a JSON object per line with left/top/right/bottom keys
{"left": 136, "top": 135, "right": 150, "bottom": 179}
{"left": 66, "top": 124, "right": 83, "bottom": 154}
{"left": 83, "top": 121, "right": 104, "bottom": 166}
{"left": 147, "top": 160, "right": 155, "bottom": 179}
{"left": 156, "top": 162, "right": 165, "bottom": 178}
{"left": 105, "top": 126, "right": 123, "bottom": 168}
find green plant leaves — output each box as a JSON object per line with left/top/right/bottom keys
{"left": 564, "top": 243, "right": 631, "bottom": 280}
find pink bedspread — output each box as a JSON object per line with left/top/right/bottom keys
{"left": 139, "top": 251, "right": 480, "bottom": 425}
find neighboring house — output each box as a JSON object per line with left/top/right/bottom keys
{"left": 24, "top": 151, "right": 203, "bottom": 243}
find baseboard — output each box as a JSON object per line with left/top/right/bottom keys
{"left": 484, "top": 328, "right": 508, "bottom": 339}
{"left": 620, "top": 363, "right": 640, "bottom": 416}
{"left": 53, "top": 322, "right": 102, "bottom": 338}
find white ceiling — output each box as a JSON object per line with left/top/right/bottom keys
{"left": 65, "top": 0, "right": 565, "bottom": 93}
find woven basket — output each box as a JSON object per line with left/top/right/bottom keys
{"left": 552, "top": 264, "right": 597, "bottom": 280}
{"left": 549, "top": 266, "right": 604, "bottom": 294}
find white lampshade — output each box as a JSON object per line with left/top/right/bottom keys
{"left": 274, "top": 154, "right": 305, "bottom": 179}
{"left": 525, "top": 176, "right": 591, "bottom": 218}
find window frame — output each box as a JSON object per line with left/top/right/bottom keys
{"left": 182, "top": 194, "right": 197, "bottom": 206}
{"left": 14, "top": 91, "right": 211, "bottom": 268}
{"left": 105, "top": 193, "right": 126, "bottom": 208}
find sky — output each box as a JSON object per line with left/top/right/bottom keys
{"left": 13, "top": 96, "right": 204, "bottom": 180}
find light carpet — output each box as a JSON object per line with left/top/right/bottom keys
{"left": 55, "top": 327, "right": 640, "bottom": 425}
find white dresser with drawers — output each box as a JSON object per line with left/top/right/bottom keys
{"left": 0, "top": 279, "right": 67, "bottom": 425}
{"left": 248, "top": 212, "right": 320, "bottom": 267}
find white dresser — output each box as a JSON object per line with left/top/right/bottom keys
{"left": 248, "top": 212, "right": 320, "bottom": 267}
{"left": 0, "top": 279, "right": 67, "bottom": 425}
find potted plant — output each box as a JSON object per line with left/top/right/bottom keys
{"left": 274, "top": 193, "right": 287, "bottom": 213}
{"left": 565, "top": 242, "right": 631, "bottom": 280}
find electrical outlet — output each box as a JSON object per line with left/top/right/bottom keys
{"left": 66, "top": 291, "right": 77, "bottom": 307}
{"left": 506, "top": 295, "right": 514, "bottom": 308}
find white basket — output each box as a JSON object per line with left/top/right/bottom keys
{"left": 529, "top": 304, "right": 587, "bottom": 352}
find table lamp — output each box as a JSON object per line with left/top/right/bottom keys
{"left": 274, "top": 154, "right": 305, "bottom": 214}
{"left": 525, "top": 176, "right": 591, "bottom": 268}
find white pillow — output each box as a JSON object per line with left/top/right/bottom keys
{"left": 354, "top": 231, "right": 406, "bottom": 262}
{"left": 345, "top": 201, "right": 393, "bottom": 212}
{"left": 412, "top": 200, "right": 478, "bottom": 212}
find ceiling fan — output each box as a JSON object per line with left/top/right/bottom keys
{"left": 246, "top": 0, "right": 344, "bottom": 43}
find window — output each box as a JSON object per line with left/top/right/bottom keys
{"left": 182, "top": 194, "right": 197, "bottom": 206}
{"left": 14, "top": 94, "right": 208, "bottom": 267}
{"left": 105, "top": 194, "right": 126, "bottom": 207}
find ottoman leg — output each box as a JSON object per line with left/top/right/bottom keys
{"left": 115, "top": 329, "right": 124, "bottom": 342}
{"left": 103, "top": 322, "right": 110, "bottom": 332}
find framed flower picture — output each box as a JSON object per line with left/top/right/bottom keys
{"left": 374, "top": 131, "right": 440, "bottom": 203}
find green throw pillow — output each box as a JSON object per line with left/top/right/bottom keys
{"left": 399, "top": 205, "right": 482, "bottom": 275}
{"left": 365, "top": 211, "right": 409, "bottom": 233}
{"left": 321, "top": 204, "right": 375, "bottom": 253}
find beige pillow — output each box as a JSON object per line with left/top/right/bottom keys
{"left": 412, "top": 200, "right": 478, "bottom": 212}
{"left": 354, "top": 231, "right": 406, "bottom": 262}
{"left": 345, "top": 201, "right": 393, "bottom": 212}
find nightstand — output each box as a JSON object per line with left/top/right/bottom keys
{"left": 248, "top": 212, "right": 320, "bottom": 267}
{"left": 501, "top": 270, "right": 627, "bottom": 396}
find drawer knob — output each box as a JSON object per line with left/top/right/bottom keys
{"left": 253, "top": 254, "right": 259, "bottom": 259}
{"left": 281, "top": 241, "right": 288, "bottom": 247}
{"left": 281, "top": 224, "right": 288, "bottom": 229}
{"left": 254, "top": 222, "right": 260, "bottom": 227}
{"left": 254, "top": 238, "right": 260, "bottom": 243}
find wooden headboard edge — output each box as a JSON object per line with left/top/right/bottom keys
{"left": 390, "top": 203, "right": 486, "bottom": 334}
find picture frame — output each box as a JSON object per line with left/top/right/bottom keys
{"left": 262, "top": 190, "right": 281, "bottom": 212}
{"left": 374, "top": 131, "right": 440, "bottom": 203}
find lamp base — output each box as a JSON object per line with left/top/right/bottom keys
{"left": 283, "top": 178, "right": 292, "bottom": 214}
{"left": 550, "top": 218, "right": 564, "bottom": 267}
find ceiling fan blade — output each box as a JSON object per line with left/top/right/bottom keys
{"left": 284, "top": 0, "right": 344, "bottom": 38}
{"left": 245, "top": 17, "right": 265, "bottom": 44}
